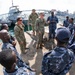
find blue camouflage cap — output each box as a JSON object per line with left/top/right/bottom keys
{"left": 55, "top": 27, "right": 70, "bottom": 42}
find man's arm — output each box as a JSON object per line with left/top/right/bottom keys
{"left": 55, "top": 16, "right": 58, "bottom": 23}
{"left": 47, "top": 16, "right": 50, "bottom": 24}
{"left": 35, "top": 19, "right": 39, "bottom": 32}
{"left": 28, "top": 14, "right": 32, "bottom": 25}
{"left": 14, "top": 27, "right": 22, "bottom": 43}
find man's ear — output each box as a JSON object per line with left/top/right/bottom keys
{"left": 11, "top": 63, "right": 16, "bottom": 69}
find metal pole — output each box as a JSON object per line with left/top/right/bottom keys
{"left": 12, "top": 0, "right": 13, "bottom": 6}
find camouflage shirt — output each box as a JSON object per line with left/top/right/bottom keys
{"left": 29, "top": 13, "right": 38, "bottom": 24}
{"left": 14, "top": 23, "right": 25, "bottom": 43}
{"left": 42, "top": 47, "right": 74, "bottom": 75}
{"left": 4, "top": 67, "right": 35, "bottom": 75}
{"left": 35, "top": 18, "right": 45, "bottom": 32}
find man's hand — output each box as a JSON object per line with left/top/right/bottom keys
{"left": 20, "top": 41, "right": 23, "bottom": 44}
{"left": 39, "top": 31, "right": 41, "bottom": 34}
{"left": 47, "top": 21, "right": 50, "bottom": 24}
{"left": 12, "top": 41, "right": 16, "bottom": 46}
{"left": 28, "top": 23, "right": 32, "bottom": 26}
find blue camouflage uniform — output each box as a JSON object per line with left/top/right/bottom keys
{"left": 42, "top": 27, "right": 74, "bottom": 75}
{"left": 2, "top": 41, "right": 33, "bottom": 72}
{"left": 1, "top": 30, "right": 33, "bottom": 71}
{"left": 3, "top": 66, "right": 35, "bottom": 75}
{"left": 42, "top": 47, "right": 74, "bottom": 75}
{"left": 47, "top": 16, "right": 58, "bottom": 38}
{"left": 68, "top": 29, "right": 75, "bottom": 46}
{"left": 63, "top": 19, "right": 69, "bottom": 27}
{"left": 68, "top": 23, "right": 74, "bottom": 34}
{"left": 68, "top": 26, "right": 75, "bottom": 54}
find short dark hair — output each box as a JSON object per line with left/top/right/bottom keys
{"left": 17, "top": 17, "right": 21, "bottom": 22}
{"left": 0, "top": 24, "right": 8, "bottom": 30}
{"left": 32, "top": 9, "right": 36, "bottom": 11}
{"left": 71, "top": 18, "right": 74, "bottom": 21}
{"left": 0, "top": 49, "right": 16, "bottom": 70}
{"left": 39, "top": 12, "right": 44, "bottom": 15}
{"left": 66, "top": 16, "right": 69, "bottom": 18}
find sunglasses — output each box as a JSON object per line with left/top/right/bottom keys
{"left": 19, "top": 20, "right": 22, "bottom": 21}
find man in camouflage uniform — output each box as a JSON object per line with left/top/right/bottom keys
{"left": 63, "top": 16, "right": 69, "bottom": 27}
{"left": 14, "top": 17, "right": 27, "bottom": 54}
{"left": 29, "top": 9, "right": 38, "bottom": 36}
{"left": 35, "top": 13, "right": 45, "bottom": 49}
{"left": 42, "top": 27, "right": 74, "bottom": 75}
{"left": 0, "top": 50, "right": 35, "bottom": 75}
{"left": 68, "top": 18, "right": 74, "bottom": 34}
{"left": 68, "top": 25, "right": 75, "bottom": 54}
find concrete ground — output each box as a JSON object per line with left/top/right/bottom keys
{"left": 0, "top": 25, "right": 75, "bottom": 75}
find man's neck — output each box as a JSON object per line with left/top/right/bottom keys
{"left": 5, "top": 66, "right": 18, "bottom": 73}
{"left": 57, "top": 43, "right": 67, "bottom": 48}
{"left": 6, "top": 68, "right": 17, "bottom": 73}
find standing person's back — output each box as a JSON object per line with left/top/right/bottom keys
{"left": 42, "top": 27, "right": 74, "bottom": 75}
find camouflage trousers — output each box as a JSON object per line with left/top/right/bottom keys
{"left": 36, "top": 32, "right": 44, "bottom": 46}
{"left": 32, "top": 24, "right": 36, "bottom": 32}
{"left": 18, "top": 39, "right": 26, "bottom": 53}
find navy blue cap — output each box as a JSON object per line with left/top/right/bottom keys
{"left": 55, "top": 27, "right": 70, "bottom": 42}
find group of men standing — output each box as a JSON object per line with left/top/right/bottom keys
{"left": 28, "top": 10, "right": 75, "bottom": 75}
{"left": 28, "top": 9, "right": 58, "bottom": 49}
{"left": 0, "top": 9, "right": 75, "bottom": 75}
{"left": 63, "top": 16, "right": 74, "bottom": 34}
{"left": 0, "top": 18, "right": 35, "bottom": 75}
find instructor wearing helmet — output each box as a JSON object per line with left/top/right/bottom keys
{"left": 42, "top": 27, "right": 74, "bottom": 75}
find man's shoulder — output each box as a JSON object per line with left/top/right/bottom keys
{"left": 68, "top": 49, "right": 74, "bottom": 57}
{"left": 43, "top": 47, "right": 60, "bottom": 58}
{"left": 43, "top": 50, "right": 53, "bottom": 60}
{"left": 4, "top": 67, "right": 28, "bottom": 75}
{"left": 17, "top": 67, "right": 35, "bottom": 75}
{"left": 43, "top": 47, "right": 68, "bottom": 60}
{"left": 36, "top": 18, "right": 40, "bottom": 21}
{"left": 14, "top": 25, "right": 20, "bottom": 30}
{"left": 0, "top": 29, "right": 8, "bottom": 33}
{"left": 17, "top": 67, "right": 27, "bottom": 74}
{"left": 35, "top": 13, "right": 38, "bottom": 16}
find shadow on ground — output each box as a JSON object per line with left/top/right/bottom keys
{"left": 31, "top": 49, "right": 43, "bottom": 75}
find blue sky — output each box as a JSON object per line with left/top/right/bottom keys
{"left": 0, "top": 0, "right": 75, "bottom": 14}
